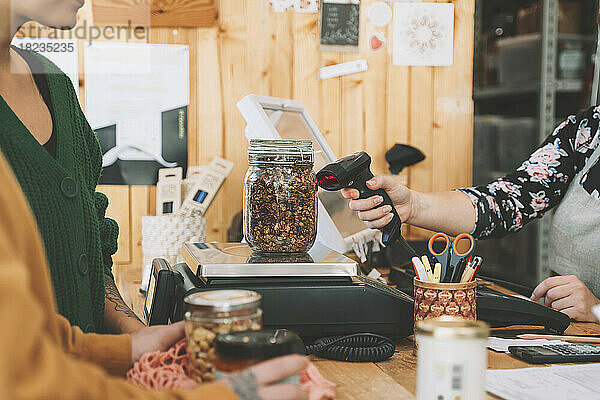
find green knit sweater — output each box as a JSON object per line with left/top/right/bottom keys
{"left": 0, "top": 50, "right": 118, "bottom": 333}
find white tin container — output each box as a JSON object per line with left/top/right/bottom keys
{"left": 416, "top": 317, "right": 489, "bottom": 400}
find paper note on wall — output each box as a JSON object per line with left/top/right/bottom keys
{"left": 10, "top": 37, "right": 79, "bottom": 98}
{"left": 393, "top": 2, "right": 454, "bottom": 66}
{"left": 84, "top": 42, "right": 189, "bottom": 163}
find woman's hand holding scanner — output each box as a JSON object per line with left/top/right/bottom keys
{"left": 130, "top": 320, "right": 185, "bottom": 363}
{"left": 341, "top": 175, "right": 414, "bottom": 230}
{"left": 221, "top": 355, "right": 309, "bottom": 400}
{"left": 342, "top": 172, "right": 478, "bottom": 236}
{"left": 531, "top": 275, "right": 600, "bottom": 322}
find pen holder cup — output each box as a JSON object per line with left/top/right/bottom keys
{"left": 413, "top": 277, "right": 477, "bottom": 327}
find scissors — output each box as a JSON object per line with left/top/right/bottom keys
{"left": 427, "top": 232, "right": 475, "bottom": 282}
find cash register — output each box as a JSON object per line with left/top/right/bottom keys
{"left": 145, "top": 242, "right": 415, "bottom": 341}
{"left": 145, "top": 243, "right": 571, "bottom": 339}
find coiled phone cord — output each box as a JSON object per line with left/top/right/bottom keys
{"left": 304, "top": 333, "right": 395, "bottom": 362}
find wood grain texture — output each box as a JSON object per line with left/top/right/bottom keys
{"left": 92, "top": 0, "right": 216, "bottom": 28}
{"left": 217, "top": 0, "right": 251, "bottom": 239}
{"left": 314, "top": 359, "right": 415, "bottom": 400}
{"left": 194, "top": 27, "right": 226, "bottom": 239}
{"left": 97, "top": 185, "right": 131, "bottom": 264}
{"left": 432, "top": 0, "right": 475, "bottom": 192}
{"left": 129, "top": 186, "right": 154, "bottom": 268}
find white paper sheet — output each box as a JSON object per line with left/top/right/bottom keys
{"left": 10, "top": 37, "right": 79, "bottom": 98}
{"left": 486, "top": 364, "right": 600, "bottom": 400}
{"left": 392, "top": 2, "right": 454, "bottom": 66}
{"left": 487, "top": 337, "right": 569, "bottom": 353}
{"left": 84, "top": 42, "right": 189, "bottom": 162}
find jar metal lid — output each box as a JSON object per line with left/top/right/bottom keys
{"left": 248, "top": 139, "right": 314, "bottom": 166}
{"left": 184, "top": 290, "right": 262, "bottom": 312}
{"left": 216, "top": 329, "right": 305, "bottom": 360}
{"left": 415, "top": 316, "right": 489, "bottom": 340}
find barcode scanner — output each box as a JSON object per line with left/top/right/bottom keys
{"left": 316, "top": 151, "right": 417, "bottom": 256}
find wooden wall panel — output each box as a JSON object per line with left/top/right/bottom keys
{"left": 292, "top": 14, "right": 324, "bottom": 134}
{"left": 19, "top": 0, "right": 475, "bottom": 268}
{"left": 432, "top": 0, "right": 475, "bottom": 192}
{"left": 361, "top": 0, "right": 390, "bottom": 176}
{"left": 98, "top": 185, "right": 131, "bottom": 264}
{"left": 92, "top": 0, "right": 216, "bottom": 28}
{"left": 218, "top": 0, "right": 251, "bottom": 242}
{"left": 194, "top": 27, "right": 226, "bottom": 239}
{"left": 130, "top": 186, "right": 154, "bottom": 267}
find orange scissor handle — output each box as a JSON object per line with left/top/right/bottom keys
{"left": 427, "top": 232, "right": 450, "bottom": 256}
{"left": 451, "top": 233, "right": 475, "bottom": 257}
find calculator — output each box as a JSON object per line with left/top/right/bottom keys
{"left": 508, "top": 344, "right": 600, "bottom": 364}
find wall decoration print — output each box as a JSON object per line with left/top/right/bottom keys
{"left": 319, "top": 0, "right": 360, "bottom": 52}
{"left": 393, "top": 2, "right": 454, "bottom": 66}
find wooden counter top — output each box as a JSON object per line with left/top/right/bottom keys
{"left": 114, "top": 264, "right": 600, "bottom": 400}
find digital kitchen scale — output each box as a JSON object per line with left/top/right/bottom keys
{"left": 146, "top": 242, "right": 415, "bottom": 341}
{"left": 181, "top": 242, "right": 359, "bottom": 284}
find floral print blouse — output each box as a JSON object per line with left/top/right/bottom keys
{"left": 459, "top": 106, "right": 600, "bottom": 239}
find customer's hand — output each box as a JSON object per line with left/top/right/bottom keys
{"left": 130, "top": 321, "right": 185, "bottom": 363}
{"left": 341, "top": 175, "right": 414, "bottom": 228}
{"left": 221, "top": 355, "right": 309, "bottom": 400}
{"left": 531, "top": 275, "right": 600, "bottom": 322}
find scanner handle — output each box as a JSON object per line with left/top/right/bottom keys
{"left": 349, "top": 169, "right": 401, "bottom": 244}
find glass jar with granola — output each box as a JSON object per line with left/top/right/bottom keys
{"left": 244, "top": 139, "right": 317, "bottom": 254}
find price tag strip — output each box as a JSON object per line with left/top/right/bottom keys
{"left": 178, "top": 158, "right": 234, "bottom": 218}
{"left": 156, "top": 167, "right": 183, "bottom": 216}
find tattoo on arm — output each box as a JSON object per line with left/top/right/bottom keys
{"left": 104, "top": 274, "right": 144, "bottom": 323}
{"left": 225, "top": 370, "right": 261, "bottom": 400}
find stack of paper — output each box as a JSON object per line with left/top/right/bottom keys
{"left": 486, "top": 364, "right": 600, "bottom": 400}
{"left": 487, "top": 337, "right": 569, "bottom": 353}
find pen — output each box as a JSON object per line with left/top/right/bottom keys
{"left": 433, "top": 263, "right": 441, "bottom": 283}
{"left": 461, "top": 257, "right": 482, "bottom": 282}
{"left": 443, "top": 262, "right": 455, "bottom": 283}
{"left": 460, "top": 262, "right": 473, "bottom": 283}
{"left": 452, "top": 259, "right": 467, "bottom": 283}
{"left": 469, "top": 257, "right": 482, "bottom": 281}
{"left": 421, "top": 255, "right": 434, "bottom": 282}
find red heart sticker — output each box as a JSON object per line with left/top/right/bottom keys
{"left": 370, "top": 33, "right": 385, "bottom": 51}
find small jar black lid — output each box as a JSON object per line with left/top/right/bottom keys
{"left": 216, "top": 329, "right": 305, "bottom": 360}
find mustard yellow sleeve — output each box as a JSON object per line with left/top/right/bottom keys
{"left": 0, "top": 257, "right": 238, "bottom": 400}
{"left": 54, "top": 314, "right": 132, "bottom": 376}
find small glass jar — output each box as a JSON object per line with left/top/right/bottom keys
{"left": 214, "top": 329, "right": 305, "bottom": 384}
{"left": 184, "top": 290, "right": 262, "bottom": 383}
{"left": 416, "top": 317, "right": 489, "bottom": 400}
{"left": 244, "top": 139, "right": 318, "bottom": 254}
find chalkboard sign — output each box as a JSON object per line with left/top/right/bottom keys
{"left": 320, "top": 1, "right": 360, "bottom": 52}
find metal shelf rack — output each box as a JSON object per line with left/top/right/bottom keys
{"left": 473, "top": 0, "right": 597, "bottom": 285}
